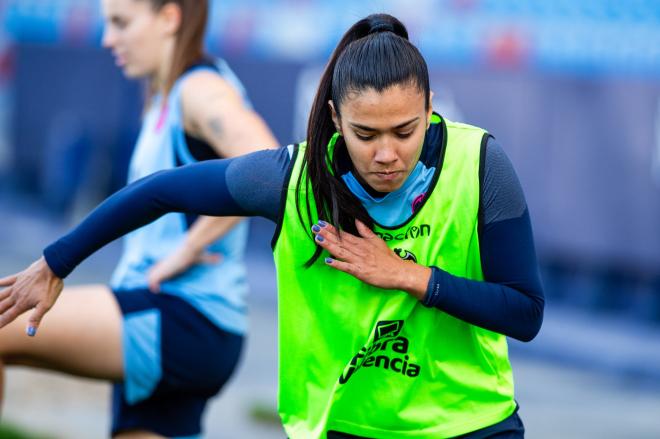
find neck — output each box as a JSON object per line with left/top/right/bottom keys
{"left": 152, "top": 38, "right": 176, "bottom": 95}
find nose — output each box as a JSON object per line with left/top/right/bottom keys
{"left": 373, "top": 138, "right": 398, "bottom": 165}
{"left": 102, "top": 27, "right": 116, "bottom": 49}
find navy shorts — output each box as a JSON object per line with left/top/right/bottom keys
{"left": 111, "top": 289, "right": 243, "bottom": 437}
{"left": 326, "top": 405, "right": 525, "bottom": 439}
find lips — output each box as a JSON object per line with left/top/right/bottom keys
{"left": 113, "top": 52, "right": 127, "bottom": 67}
{"left": 373, "top": 171, "right": 402, "bottom": 181}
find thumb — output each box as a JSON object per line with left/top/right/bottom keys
{"left": 26, "top": 304, "right": 48, "bottom": 337}
{"left": 147, "top": 271, "right": 162, "bottom": 294}
{"left": 148, "top": 279, "right": 161, "bottom": 294}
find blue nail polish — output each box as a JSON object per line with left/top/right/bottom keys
{"left": 318, "top": 220, "right": 328, "bottom": 227}
{"left": 312, "top": 225, "right": 321, "bottom": 233}
{"left": 325, "top": 257, "right": 333, "bottom": 264}
{"left": 316, "top": 235, "right": 324, "bottom": 242}
{"left": 27, "top": 326, "right": 36, "bottom": 337}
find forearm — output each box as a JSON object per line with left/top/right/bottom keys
{"left": 44, "top": 159, "right": 247, "bottom": 279}
{"left": 422, "top": 211, "right": 545, "bottom": 342}
{"left": 423, "top": 267, "right": 544, "bottom": 342}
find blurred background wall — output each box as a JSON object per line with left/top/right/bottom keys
{"left": 1, "top": 1, "right": 660, "bottom": 438}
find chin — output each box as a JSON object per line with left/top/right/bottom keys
{"left": 123, "top": 66, "right": 147, "bottom": 79}
{"left": 368, "top": 180, "right": 402, "bottom": 193}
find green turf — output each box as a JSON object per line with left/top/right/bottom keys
{"left": 0, "top": 423, "right": 53, "bottom": 439}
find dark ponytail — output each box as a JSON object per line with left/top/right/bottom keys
{"left": 144, "top": 0, "right": 208, "bottom": 102}
{"left": 296, "top": 13, "right": 430, "bottom": 266}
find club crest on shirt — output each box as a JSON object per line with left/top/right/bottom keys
{"left": 412, "top": 193, "right": 426, "bottom": 212}
{"left": 394, "top": 248, "right": 417, "bottom": 263}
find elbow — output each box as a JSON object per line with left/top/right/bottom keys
{"left": 516, "top": 323, "right": 541, "bottom": 343}
{"left": 513, "top": 297, "right": 545, "bottom": 343}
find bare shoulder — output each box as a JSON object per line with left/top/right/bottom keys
{"left": 179, "top": 69, "right": 246, "bottom": 138}
{"left": 176, "top": 67, "right": 277, "bottom": 155}
{"left": 180, "top": 69, "right": 242, "bottom": 107}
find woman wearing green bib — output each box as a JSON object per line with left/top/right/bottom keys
{"left": 1, "top": 13, "right": 543, "bottom": 439}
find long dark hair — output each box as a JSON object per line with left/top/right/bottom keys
{"left": 143, "top": 0, "right": 208, "bottom": 99}
{"left": 297, "top": 13, "right": 431, "bottom": 266}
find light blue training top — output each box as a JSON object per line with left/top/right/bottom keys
{"left": 111, "top": 59, "right": 251, "bottom": 335}
{"left": 110, "top": 60, "right": 251, "bottom": 405}
{"left": 111, "top": 60, "right": 249, "bottom": 334}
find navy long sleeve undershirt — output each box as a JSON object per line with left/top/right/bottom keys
{"left": 425, "top": 210, "right": 543, "bottom": 342}
{"left": 44, "top": 160, "right": 243, "bottom": 278}
{"left": 422, "top": 138, "right": 544, "bottom": 342}
{"left": 44, "top": 140, "right": 544, "bottom": 342}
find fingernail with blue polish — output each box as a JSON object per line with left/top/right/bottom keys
{"left": 325, "top": 257, "right": 333, "bottom": 264}
{"left": 27, "top": 326, "right": 36, "bottom": 337}
{"left": 318, "top": 220, "right": 328, "bottom": 227}
{"left": 315, "top": 235, "right": 325, "bottom": 242}
{"left": 312, "top": 225, "right": 321, "bottom": 233}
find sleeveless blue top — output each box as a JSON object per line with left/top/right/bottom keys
{"left": 111, "top": 60, "right": 250, "bottom": 336}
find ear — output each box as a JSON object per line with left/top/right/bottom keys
{"left": 157, "top": 2, "right": 182, "bottom": 37}
{"left": 328, "top": 100, "right": 342, "bottom": 135}
{"left": 427, "top": 90, "right": 434, "bottom": 128}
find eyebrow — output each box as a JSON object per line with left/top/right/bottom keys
{"left": 349, "top": 117, "right": 419, "bottom": 132}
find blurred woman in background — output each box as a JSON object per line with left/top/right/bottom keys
{"left": 0, "top": 0, "right": 276, "bottom": 438}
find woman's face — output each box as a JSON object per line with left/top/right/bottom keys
{"left": 331, "top": 83, "right": 432, "bottom": 193}
{"left": 101, "top": 0, "right": 172, "bottom": 78}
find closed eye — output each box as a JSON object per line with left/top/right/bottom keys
{"left": 355, "top": 132, "right": 375, "bottom": 141}
{"left": 110, "top": 16, "right": 128, "bottom": 29}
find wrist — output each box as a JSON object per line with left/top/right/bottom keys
{"left": 39, "top": 254, "right": 63, "bottom": 280}
{"left": 398, "top": 262, "right": 432, "bottom": 300}
{"left": 42, "top": 246, "right": 69, "bottom": 279}
{"left": 182, "top": 236, "right": 206, "bottom": 255}
{"left": 36, "top": 256, "right": 63, "bottom": 290}
{"left": 37, "top": 255, "right": 52, "bottom": 272}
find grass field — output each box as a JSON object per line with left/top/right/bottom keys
{"left": 0, "top": 423, "right": 53, "bottom": 439}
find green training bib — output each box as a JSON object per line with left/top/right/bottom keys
{"left": 273, "top": 117, "right": 516, "bottom": 438}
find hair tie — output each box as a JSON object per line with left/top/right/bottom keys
{"left": 369, "top": 22, "right": 395, "bottom": 34}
